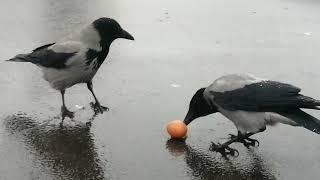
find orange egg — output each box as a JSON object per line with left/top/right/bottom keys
{"left": 166, "top": 120, "right": 188, "bottom": 138}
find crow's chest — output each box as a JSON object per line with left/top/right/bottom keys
{"left": 85, "top": 48, "right": 108, "bottom": 71}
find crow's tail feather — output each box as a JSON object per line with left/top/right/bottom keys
{"left": 279, "top": 109, "right": 320, "bottom": 134}
{"left": 6, "top": 54, "right": 30, "bottom": 62}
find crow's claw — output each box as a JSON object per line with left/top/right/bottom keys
{"left": 237, "top": 137, "right": 259, "bottom": 148}
{"left": 61, "top": 106, "right": 74, "bottom": 120}
{"left": 90, "top": 102, "right": 109, "bottom": 114}
{"left": 228, "top": 134, "right": 237, "bottom": 139}
{"left": 246, "top": 137, "right": 259, "bottom": 147}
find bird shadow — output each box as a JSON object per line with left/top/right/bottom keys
{"left": 3, "top": 113, "right": 109, "bottom": 180}
{"left": 166, "top": 139, "right": 276, "bottom": 180}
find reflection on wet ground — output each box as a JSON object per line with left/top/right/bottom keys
{"left": 166, "top": 139, "right": 276, "bottom": 180}
{"left": 3, "top": 114, "right": 108, "bottom": 180}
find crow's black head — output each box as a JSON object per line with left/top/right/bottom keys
{"left": 184, "top": 88, "right": 218, "bottom": 125}
{"left": 92, "top": 17, "right": 134, "bottom": 46}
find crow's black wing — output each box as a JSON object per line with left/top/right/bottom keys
{"left": 211, "top": 81, "right": 320, "bottom": 111}
{"left": 32, "top": 43, "right": 56, "bottom": 52}
{"left": 9, "top": 42, "right": 79, "bottom": 69}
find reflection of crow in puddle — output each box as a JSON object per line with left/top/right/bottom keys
{"left": 4, "top": 114, "right": 108, "bottom": 180}
{"left": 166, "top": 139, "right": 276, "bottom": 180}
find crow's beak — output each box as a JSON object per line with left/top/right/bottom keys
{"left": 183, "top": 110, "right": 195, "bottom": 126}
{"left": 120, "top": 29, "right": 134, "bottom": 40}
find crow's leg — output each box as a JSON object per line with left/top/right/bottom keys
{"left": 210, "top": 132, "right": 259, "bottom": 157}
{"left": 60, "top": 89, "right": 74, "bottom": 121}
{"left": 87, "top": 81, "right": 109, "bottom": 114}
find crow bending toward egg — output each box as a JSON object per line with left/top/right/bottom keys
{"left": 184, "top": 74, "right": 320, "bottom": 156}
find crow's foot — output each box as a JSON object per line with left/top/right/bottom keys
{"left": 229, "top": 134, "right": 259, "bottom": 148}
{"left": 61, "top": 106, "right": 74, "bottom": 120}
{"left": 90, "top": 102, "right": 109, "bottom": 114}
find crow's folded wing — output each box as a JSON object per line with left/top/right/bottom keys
{"left": 12, "top": 41, "right": 82, "bottom": 69}
{"left": 210, "top": 81, "right": 320, "bottom": 111}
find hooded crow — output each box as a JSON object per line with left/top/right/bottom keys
{"left": 7, "top": 17, "right": 134, "bottom": 120}
{"left": 184, "top": 74, "right": 320, "bottom": 156}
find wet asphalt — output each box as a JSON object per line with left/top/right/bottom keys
{"left": 0, "top": 0, "right": 320, "bottom": 179}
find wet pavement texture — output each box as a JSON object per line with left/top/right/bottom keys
{"left": 0, "top": 0, "right": 320, "bottom": 179}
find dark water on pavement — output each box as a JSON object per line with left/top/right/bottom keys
{"left": 0, "top": 0, "right": 319, "bottom": 179}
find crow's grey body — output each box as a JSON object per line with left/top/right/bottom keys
{"left": 8, "top": 25, "right": 103, "bottom": 90}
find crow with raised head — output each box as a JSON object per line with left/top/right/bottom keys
{"left": 7, "top": 17, "right": 134, "bottom": 120}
